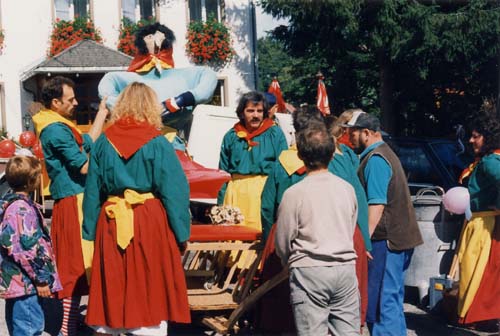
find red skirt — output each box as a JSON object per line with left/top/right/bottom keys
{"left": 52, "top": 195, "right": 89, "bottom": 298}
{"left": 460, "top": 218, "right": 500, "bottom": 324}
{"left": 85, "top": 198, "right": 190, "bottom": 329}
{"left": 353, "top": 226, "right": 368, "bottom": 326}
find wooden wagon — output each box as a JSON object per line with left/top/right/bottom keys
{"left": 184, "top": 225, "right": 288, "bottom": 334}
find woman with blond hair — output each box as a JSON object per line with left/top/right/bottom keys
{"left": 82, "top": 82, "right": 191, "bottom": 335}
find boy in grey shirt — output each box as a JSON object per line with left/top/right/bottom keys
{"left": 275, "top": 124, "right": 360, "bottom": 336}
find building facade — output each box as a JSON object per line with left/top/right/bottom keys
{"left": 0, "top": 0, "right": 258, "bottom": 137}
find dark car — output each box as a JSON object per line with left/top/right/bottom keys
{"left": 385, "top": 136, "right": 473, "bottom": 194}
{"left": 383, "top": 137, "right": 473, "bottom": 302}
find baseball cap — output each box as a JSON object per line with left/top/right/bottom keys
{"left": 342, "top": 111, "right": 381, "bottom": 132}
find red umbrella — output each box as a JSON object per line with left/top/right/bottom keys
{"left": 268, "top": 78, "right": 287, "bottom": 113}
{"left": 175, "top": 150, "right": 230, "bottom": 199}
{"left": 316, "top": 72, "right": 330, "bottom": 116}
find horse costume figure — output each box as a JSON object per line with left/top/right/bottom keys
{"left": 98, "top": 23, "right": 218, "bottom": 129}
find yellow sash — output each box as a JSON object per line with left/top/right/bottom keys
{"left": 76, "top": 193, "right": 94, "bottom": 283}
{"left": 279, "top": 146, "right": 304, "bottom": 176}
{"left": 458, "top": 210, "right": 500, "bottom": 317}
{"left": 105, "top": 189, "right": 155, "bottom": 249}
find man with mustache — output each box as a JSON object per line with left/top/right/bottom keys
{"left": 33, "top": 76, "right": 108, "bottom": 336}
{"left": 343, "top": 111, "right": 422, "bottom": 336}
{"left": 218, "top": 91, "right": 288, "bottom": 231}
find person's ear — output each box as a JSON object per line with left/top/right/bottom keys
{"left": 51, "top": 98, "right": 60, "bottom": 109}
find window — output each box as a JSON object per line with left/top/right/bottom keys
{"left": 54, "top": 0, "right": 90, "bottom": 20}
{"left": 189, "top": 0, "right": 223, "bottom": 22}
{"left": 122, "top": 0, "right": 157, "bottom": 22}
{"left": 209, "top": 78, "right": 228, "bottom": 106}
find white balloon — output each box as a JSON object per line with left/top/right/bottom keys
{"left": 15, "top": 148, "right": 34, "bottom": 157}
{"left": 443, "top": 187, "right": 470, "bottom": 217}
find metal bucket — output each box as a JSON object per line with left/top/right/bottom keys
{"left": 405, "top": 187, "right": 462, "bottom": 302}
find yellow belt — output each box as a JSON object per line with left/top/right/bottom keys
{"left": 105, "top": 189, "right": 155, "bottom": 249}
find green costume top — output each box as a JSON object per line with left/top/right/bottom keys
{"left": 261, "top": 152, "right": 306, "bottom": 242}
{"left": 468, "top": 152, "right": 500, "bottom": 212}
{"left": 39, "top": 123, "right": 93, "bottom": 200}
{"left": 260, "top": 144, "right": 371, "bottom": 251}
{"left": 82, "top": 135, "right": 190, "bottom": 243}
{"left": 217, "top": 125, "right": 288, "bottom": 203}
{"left": 328, "top": 144, "right": 372, "bottom": 251}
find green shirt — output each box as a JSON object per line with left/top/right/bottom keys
{"left": 82, "top": 135, "right": 191, "bottom": 243}
{"left": 261, "top": 159, "right": 306, "bottom": 242}
{"left": 468, "top": 153, "right": 500, "bottom": 212}
{"left": 40, "top": 123, "right": 92, "bottom": 200}
{"left": 261, "top": 144, "right": 371, "bottom": 251}
{"left": 217, "top": 125, "right": 288, "bottom": 203}
{"left": 328, "top": 144, "right": 372, "bottom": 251}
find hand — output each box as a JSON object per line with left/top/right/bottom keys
{"left": 178, "top": 241, "right": 188, "bottom": 255}
{"left": 366, "top": 251, "right": 374, "bottom": 260}
{"left": 98, "top": 96, "right": 109, "bottom": 117}
{"left": 36, "top": 285, "right": 52, "bottom": 298}
{"left": 269, "top": 105, "right": 278, "bottom": 119}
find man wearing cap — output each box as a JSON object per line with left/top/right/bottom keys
{"left": 218, "top": 91, "right": 288, "bottom": 232}
{"left": 344, "top": 110, "right": 423, "bottom": 336}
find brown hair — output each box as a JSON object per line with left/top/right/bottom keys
{"left": 6, "top": 156, "right": 42, "bottom": 193}
{"left": 41, "top": 76, "right": 75, "bottom": 109}
{"left": 110, "top": 82, "right": 162, "bottom": 128}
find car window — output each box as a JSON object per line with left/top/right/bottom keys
{"left": 390, "top": 143, "right": 443, "bottom": 187}
{"left": 430, "top": 142, "right": 472, "bottom": 182}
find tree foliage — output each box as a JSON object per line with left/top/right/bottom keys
{"left": 260, "top": 0, "right": 500, "bottom": 136}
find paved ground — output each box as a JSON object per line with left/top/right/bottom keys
{"left": 0, "top": 296, "right": 497, "bottom": 335}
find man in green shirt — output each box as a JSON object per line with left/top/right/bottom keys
{"left": 218, "top": 91, "right": 287, "bottom": 232}
{"left": 32, "top": 76, "right": 108, "bottom": 336}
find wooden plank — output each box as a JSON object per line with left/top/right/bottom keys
{"left": 189, "top": 291, "right": 239, "bottom": 311}
{"left": 187, "top": 242, "right": 262, "bottom": 251}
{"left": 225, "top": 268, "right": 289, "bottom": 332}
{"left": 184, "top": 270, "right": 215, "bottom": 277}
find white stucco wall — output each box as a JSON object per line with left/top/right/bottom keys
{"left": 0, "top": 0, "right": 53, "bottom": 137}
{"left": 0, "top": 0, "right": 255, "bottom": 138}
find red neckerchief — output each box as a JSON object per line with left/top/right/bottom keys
{"left": 338, "top": 132, "right": 353, "bottom": 149}
{"left": 233, "top": 118, "right": 275, "bottom": 147}
{"left": 67, "top": 126, "right": 83, "bottom": 147}
{"left": 127, "top": 49, "right": 175, "bottom": 73}
{"left": 105, "top": 118, "right": 161, "bottom": 159}
{"left": 296, "top": 166, "right": 307, "bottom": 175}
{"left": 458, "top": 149, "right": 500, "bottom": 184}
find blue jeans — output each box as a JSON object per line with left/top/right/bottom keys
{"left": 368, "top": 247, "right": 413, "bottom": 336}
{"left": 5, "top": 294, "right": 44, "bottom": 336}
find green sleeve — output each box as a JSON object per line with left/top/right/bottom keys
{"left": 82, "top": 134, "right": 93, "bottom": 153}
{"left": 82, "top": 138, "right": 106, "bottom": 241}
{"left": 217, "top": 132, "right": 232, "bottom": 203}
{"left": 261, "top": 164, "right": 279, "bottom": 242}
{"left": 483, "top": 156, "right": 500, "bottom": 210}
{"left": 154, "top": 137, "right": 191, "bottom": 243}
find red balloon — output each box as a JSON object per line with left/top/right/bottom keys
{"left": 19, "top": 131, "right": 37, "bottom": 147}
{"left": 32, "top": 141, "right": 44, "bottom": 159}
{"left": 0, "top": 140, "right": 16, "bottom": 158}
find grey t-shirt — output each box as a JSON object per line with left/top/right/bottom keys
{"left": 275, "top": 171, "right": 358, "bottom": 268}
